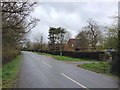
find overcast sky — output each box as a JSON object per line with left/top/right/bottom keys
{"left": 28, "top": 2, "right": 118, "bottom": 43}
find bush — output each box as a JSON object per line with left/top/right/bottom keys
{"left": 110, "top": 52, "right": 119, "bottom": 76}
{"left": 2, "top": 50, "right": 20, "bottom": 65}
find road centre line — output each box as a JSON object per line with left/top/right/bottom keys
{"left": 61, "top": 73, "right": 89, "bottom": 89}
{"left": 42, "top": 61, "right": 52, "bottom": 68}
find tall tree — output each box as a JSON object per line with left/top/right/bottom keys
{"left": 48, "top": 27, "right": 56, "bottom": 50}
{"left": 84, "top": 19, "right": 101, "bottom": 50}
{"left": 57, "top": 27, "right": 65, "bottom": 50}
{"left": 48, "top": 27, "right": 66, "bottom": 51}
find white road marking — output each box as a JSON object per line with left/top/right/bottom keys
{"left": 61, "top": 73, "right": 88, "bottom": 89}
{"left": 42, "top": 61, "right": 52, "bottom": 68}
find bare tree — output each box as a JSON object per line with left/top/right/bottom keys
{"left": 84, "top": 19, "right": 101, "bottom": 50}
{"left": 1, "top": 2, "right": 39, "bottom": 50}
{"left": 64, "top": 30, "right": 72, "bottom": 43}
{"left": 33, "top": 33, "right": 44, "bottom": 50}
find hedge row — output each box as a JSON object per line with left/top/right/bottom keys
{"left": 2, "top": 50, "right": 20, "bottom": 65}
{"left": 32, "top": 50, "right": 105, "bottom": 61}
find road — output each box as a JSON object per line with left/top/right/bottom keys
{"left": 16, "top": 51, "right": 118, "bottom": 88}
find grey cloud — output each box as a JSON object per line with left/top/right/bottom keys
{"left": 29, "top": 2, "right": 117, "bottom": 42}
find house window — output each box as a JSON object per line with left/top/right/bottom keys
{"left": 72, "top": 44, "right": 74, "bottom": 47}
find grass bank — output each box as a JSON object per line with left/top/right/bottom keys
{"left": 79, "top": 62, "right": 118, "bottom": 78}
{"left": 52, "top": 55, "right": 90, "bottom": 61}
{"left": 2, "top": 55, "right": 21, "bottom": 88}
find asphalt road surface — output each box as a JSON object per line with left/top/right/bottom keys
{"left": 16, "top": 51, "right": 118, "bottom": 88}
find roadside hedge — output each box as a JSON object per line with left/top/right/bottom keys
{"left": 2, "top": 50, "right": 20, "bottom": 65}
{"left": 34, "top": 50, "right": 105, "bottom": 61}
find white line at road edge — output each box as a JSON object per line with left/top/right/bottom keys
{"left": 61, "top": 73, "right": 89, "bottom": 89}
{"left": 42, "top": 61, "right": 52, "bottom": 68}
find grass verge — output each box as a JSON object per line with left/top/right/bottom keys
{"left": 35, "top": 52, "right": 97, "bottom": 62}
{"left": 52, "top": 55, "right": 89, "bottom": 61}
{"left": 79, "top": 62, "right": 118, "bottom": 78}
{"left": 2, "top": 55, "right": 21, "bottom": 88}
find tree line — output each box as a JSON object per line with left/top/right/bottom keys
{"left": 2, "top": 1, "right": 39, "bottom": 64}
{"left": 25, "top": 17, "right": 118, "bottom": 52}
{"left": 45, "top": 18, "right": 118, "bottom": 52}
{"left": 76, "top": 18, "right": 118, "bottom": 51}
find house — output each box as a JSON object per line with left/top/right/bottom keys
{"left": 64, "top": 38, "right": 91, "bottom": 51}
{"left": 64, "top": 39, "right": 80, "bottom": 51}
